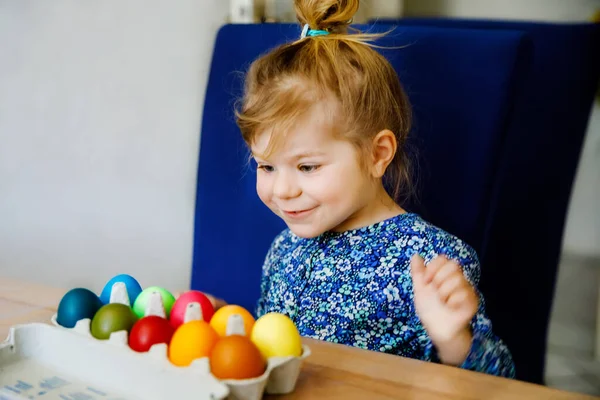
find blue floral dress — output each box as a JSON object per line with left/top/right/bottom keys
{"left": 255, "top": 212, "right": 516, "bottom": 378}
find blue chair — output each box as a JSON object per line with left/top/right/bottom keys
{"left": 370, "top": 18, "right": 600, "bottom": 384}
{"left": 191, "top": 22, "right": 530, "bottom": 373}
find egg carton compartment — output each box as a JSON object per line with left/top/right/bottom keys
{"left": 48, "top": 281, "right": 311, "bottom": 400}
{"left": 51, "top": 283, "right": 311, "bottom": 400}
{"left": 49, "top": 314, "right": 310, "bottom": 400}
{"left": 0, "top": 322, "right": 229, "bottom": 400}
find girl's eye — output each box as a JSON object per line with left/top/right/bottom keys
{"left": 257, "top": 164, "right": 274, "bottom": 173}
{"left": 299, "top": 164, "right": 320, "bottom": 173}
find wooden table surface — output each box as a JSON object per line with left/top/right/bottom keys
{"left": 0, "top": 276, "right": 597, "bottom": 400}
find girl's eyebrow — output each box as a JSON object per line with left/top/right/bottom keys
{"left": 251, "top": 150, "right": 326, "bottom": 163}
{"left": 291, "top": 151, "right": 325, "bottom": 160}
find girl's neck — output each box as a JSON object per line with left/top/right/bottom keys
{"left": 331, "top": 184, "right": 405, "bottom": 233}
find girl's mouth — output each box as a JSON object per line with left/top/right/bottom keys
{"left": 283, "top": 207, "right": 317, "bottom": 219}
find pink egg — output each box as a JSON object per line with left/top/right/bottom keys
{"left": 169, "top": 290, "right": 214, "bottom": 329}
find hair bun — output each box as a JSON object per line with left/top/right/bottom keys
{"left": 294, "top": 0, "right": 359, "bottom": 34}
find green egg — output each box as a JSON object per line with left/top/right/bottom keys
{"left": 132, "top": 286, "right": 176, "bottom": 319}
{"left": 90, "top": 303, "right": 138, "bottom": 340}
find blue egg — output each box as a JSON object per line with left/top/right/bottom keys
{"left": 56, "top": 288, "right": 103, "bottom": 328}
{"left": 99, "top": 274, "right": 143, "bottom": 305}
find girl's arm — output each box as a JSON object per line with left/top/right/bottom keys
{"left": 443, "top": 249, "right": 516, "bottom": 378}
{"left": 415, "top": 244, "right": 516, "bottom": 378}
{"left": 456, "top": 296, "right": 516, "bottom": 377}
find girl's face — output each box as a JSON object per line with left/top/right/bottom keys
{"left": 251, "top": 106, "right": 395, "bottom": 239}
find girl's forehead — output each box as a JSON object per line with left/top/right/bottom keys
{"left": 252, "top": 113, "right": 338, "bottom": 159}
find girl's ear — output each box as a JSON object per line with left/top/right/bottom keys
{"left": 370, "top": 129, "right": 397, "bottom": 178}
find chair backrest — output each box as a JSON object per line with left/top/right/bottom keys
{"left": 373, "top": 17, "right": 600, "bottom": 384}
{"left": 191, "top": 18, "right": 529, "bottom": 356}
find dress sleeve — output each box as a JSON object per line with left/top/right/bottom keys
{"left": 453, "top": 243, "right": 516, "bottom": 378}
{"left": 424, "top": 240, "right": 516, "bottom": 378}
{"left": 458, "top": 303, "right": 516, "bottom": 378}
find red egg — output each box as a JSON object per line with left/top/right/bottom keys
{"left": 170, "top": 290, "right": 214, "bottom": 329}
{"left": 128, "top": 316, "right": 175, "bottom": 352}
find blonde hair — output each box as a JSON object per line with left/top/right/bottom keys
{"left": 236, "top": 0, "right": 413, "bottom": 202}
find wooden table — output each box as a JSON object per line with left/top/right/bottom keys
{"left": 1, "top": 276, "right": 597, "bottom": 400}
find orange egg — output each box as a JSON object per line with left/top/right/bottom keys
{"left": 209, "top": 335, "right": 266, "bottom": 380}
{"left": 168, "top": 320, "right": 219, "bottom": 367}
{"left": 209, "top": 305, "right": 255, "bottom": 337}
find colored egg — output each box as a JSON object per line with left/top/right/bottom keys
{"left": 56, "top": 288, "right": 103, "bottom": 328}
{"left": 132, "top": 287, "right": 175, "bottom": 319}
{"left": 168, "top": 320, "right": 219, "bottom": 367}
{"left": 128, "top": 316, "right": 175, "bottom": 352}
{"left": 250, "top": 313, "right": 302, "bottom": 358}
{"left": 210, "top": 335, "right": 266, "bottom": 380}
{"left": 99, "top": 274, "right": 143, "bottom": 305}
{"left": 170, "top": 290, "right": 214, "bottom": 328}
{"left": 210, "top": 305, "right": 255, "bottom": 337}
{"left": 90, "top": 303, "right": 138, "bottom": 340}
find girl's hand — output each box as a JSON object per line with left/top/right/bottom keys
{"left": 410, "top": 254, "right": 479, "bottom": 365}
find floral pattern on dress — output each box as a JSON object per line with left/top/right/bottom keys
{"left": 255, "top": 212, "right": 516, "bottom": 378}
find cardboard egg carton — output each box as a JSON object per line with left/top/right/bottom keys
{"left": 48, "top": 284, "right": 311, "bottom": 400}
{"left": 0, "top": 322, "right": 228, "bottom": 400}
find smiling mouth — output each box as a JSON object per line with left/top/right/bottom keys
{"left": 282, "top": 207, "right": 317, "bottom": 219}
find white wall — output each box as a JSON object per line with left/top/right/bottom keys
{"left": 404, "top": 0, "right": 599, "bottom": 22}
{"left": 563, "top": 102, "right": 600, "bottom": 257}
{"left": 356, "top": 0, "right": 405, "bottom": 22}
{"left": 0, "top": 0, "right": 229, "bottom": 293}
{"left": 402, "top": 0, "right": 600, "bottom": 257}
{"left": 257, "top": 0, "right": 404, "bottom": 23}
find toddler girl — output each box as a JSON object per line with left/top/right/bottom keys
{"left": 229, "top": 0, "right": 515, "bottom": 378}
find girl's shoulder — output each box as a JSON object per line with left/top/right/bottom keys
{"left": 328, "top": 212, "right": 481, "bottom": 280}
{"left": 394, "top": 213, "right": 479, "bottom": 261}
{"left": 397, "top": 213, "right": 482, "bottom": 284}
{"left": 320, "top": 212, "right": 473, "bottom": 248}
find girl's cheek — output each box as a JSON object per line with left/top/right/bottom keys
{"left": 256, "top": 177, "right": 271, "bottom": 203}
{"left": 310, "top": 175, "right": 341, "bottom": 200}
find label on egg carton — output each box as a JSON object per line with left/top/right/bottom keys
{"left": 0, "top": 322, "right": 229, "bottom": 400}
{"left": 50, "top": 284, "right": 311, "bottom": 400}
{"left": 0, "top": 365, "right": 129, "bottom": 400}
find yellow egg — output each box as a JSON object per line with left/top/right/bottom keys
{"left": 210, "top": 305, "right": 255, "bottom": 337}
{"left": 250, "top": 312, "right": 302, "bottom": 358}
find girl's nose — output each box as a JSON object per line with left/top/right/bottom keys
{"left": 272, "top": 171, "right": 301, "bottom": 199}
